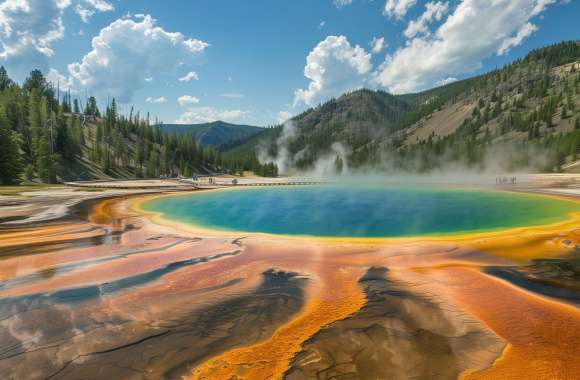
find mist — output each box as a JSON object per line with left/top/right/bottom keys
{"left": 256, "top": 121, "right": 556, "bottom": 186}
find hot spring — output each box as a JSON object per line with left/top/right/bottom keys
{"left": 141, "top": 185, "right": 579, "bottom": 238}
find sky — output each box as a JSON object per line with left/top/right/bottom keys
{"left": 0, "top": 0, "right": 578, "bottom": 127}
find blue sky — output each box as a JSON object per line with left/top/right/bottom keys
{"left": 0, "top": 0, "right": 578, "bottom": 126}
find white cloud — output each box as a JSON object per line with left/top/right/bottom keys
{"left": 277, "top": 111, "right": 293, "bottom": 124}
{"left": 497, "top": 22, "right": 538, "bottom": 55}
{"left": 74, "top": 6, "right": 94, "bottom": 23}
{"left": 176, "top": 93, "right": 248, "bottom": 123}
{"left": 67, "top": 15, "right": 209, "bottom": 102}
{"left": 319, "top": 20, "right": 326, "bottom": 29}
{"left": 0, "top": 0, "right": 66, "bottom": 79}
{"left": 221, "top": 93, "right": 244, "bottom": 98}
{"left": 178, "top": 71, "right": 199, "bottom": 82}
{"left": 0, "top": 0, "right": 110, "bottom": 80}
{"left": 531, "top": 0, "right": 557, "bottom": 16}
{"left": 84, "top": 0, "right": 113, "bottom": 12}
{"left": 435, "top": 77, "right": 457, "bottom": 86}
{"left": 144, "top": 76, "right": 153, "bottom": 82}
{"left": 176, "top": 106, "right": 249, "bottom": 124}
{"left": 404, "top": 1, "right": 448, "bottom": 38}
{"left": 334, "top": 0, "right": 353, "bottom": 8}
{"left": 374, "top": 0, "right": 555, "bottom": 94}
{"left": 177, "top": 95, "right": 200, "bottom": 107}
{"left": 370, "top": 37, "right": 386, "bottom": 54}
{"left": 75, "top": 0, "right": 114, "bottom": 23}
{"left": 384, "top": 0, "right": 418, "bottom": 19}
{"left": 294, "top": 35, "right": 372, "bottom": 107}
{"left": 47, "top": 68, "right": 75, "bottom": 92}
{"left": 146, "top": 96, "right": 167, "bottom": 104}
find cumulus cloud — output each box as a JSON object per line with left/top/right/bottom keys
{"left": 373, "top": 0, "right": 554, "bottom": 94}
{"left": 531, "top": 0, "right": 557, "bottom": 16}
{"left": 146, "top": 96, "right": 167, "bottom": 104}
{"left": 176, "top": 93, "right": 248, "bottom": 124}
{"left": 67, "top": 15, "right": 209, "bottom": 102}
{"left": 0, "top": 0, "right": 67, "bottom": 79}
{"left": 178, "top": 71, "right": 199, "bottom": 82}
{"left": 177, "top": 95, "right": 200, "bottom": 107}
{"left": 497, "top": 22, "right": 538, "bottom": 55}
{"left": 74, "top": 1, "right": 113, "bottom": 23}
{"left": 404, "top": 1, "right": 448, "bottom": 38}
{"left": 47, "top": 68, "right": 75, "bottom": 92}
{"left": 384, "top": 0, "right": 418, "bottom": 19}
{"left": 0, "top": 0, "right": 115, "bottom": 79}
{"left": 370, "top": 37, "right": 386, "bottom": 54}
{"left": 294, "top": 35, "right": 372, "bottom": 107}
{"left": 176, "top": 106, "right": 249, "bottom": 124}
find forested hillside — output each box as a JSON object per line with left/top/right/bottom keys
{"left": 159, "top": 121, "right": 262, "bottom": 148}
{"left": 224, "top": 41, "right": 580, "bottom": 174}
{"left": 0, "top": 69, "right": 274, "bottom": 185}
{"left": 2, "top": 41, "right": 579, "bottom": 185}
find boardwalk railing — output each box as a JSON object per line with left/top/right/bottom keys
{"left": 63, "top": 178, "right": 325, "bottom": 190}
{"left": 187, "top": 180, "right": 325, "bottom": 189}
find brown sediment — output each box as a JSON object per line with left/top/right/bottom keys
{"left": 433, "top": 268, "right": 580, "bottom": 380}
{"left": 285, "top": 267, "right": 504, "bottom": 380}
{"left": 188, "top": 264, "right": 367, "bottom": 380}
{"left": 31, "top": 269, "right": 308, "bottom": 380}
{"left": 1, "top": 189, "right": 580, "bottom": 380}
{"left": 0, "top": 223, "right": 106, "bottom": 249}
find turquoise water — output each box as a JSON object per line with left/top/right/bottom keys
{"left": 142, "top": 186, "right": 579, "bottom": 238}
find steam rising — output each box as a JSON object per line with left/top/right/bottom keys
{"left": 257, "top": 120, "right": 556, "bottom": 184}
{"left": 258, "top": 121, "right": 298, "bottom": 174}
{"left": 258, "top": 121, "right": 351, "bottom": 177}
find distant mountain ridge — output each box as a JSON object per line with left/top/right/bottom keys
{"left": 159, "top": 121, "right": 263, "bottom": 148}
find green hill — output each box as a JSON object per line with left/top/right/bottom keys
{"left": 2, "top": 41, "right": 580, "bottom": 185}
{"left": 223, "top": 41, "right": 580, "bottom": 174}
{"left": 159, "top": 121, "right": 262, "bottom": 148}
{"left": 0, "top": 69, "right": 275, "bottom": 184}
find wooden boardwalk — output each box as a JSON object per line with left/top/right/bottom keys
{"left": 188, "top": 181, "right": 324, "bottom": 189}
{"left": 63, "top": 178, "right": 325, "bottom": 190}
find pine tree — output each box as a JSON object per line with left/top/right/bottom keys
{"left": 0, "top": 107, "right": 22, "bottom": 184}
{"left": 24, "top": 164, "right": 34, "bottom": 181}
{"left": 133, "top": 145, "right": 142, "bottom": 178}
{"left": 145, "top": 150, "right": 158, "bottom": 178}
{"left": 0, "top": 66, "right": 12, "bottom": 92}
{"left": 28, "top": 88, "right": 42, "bottom": 155}
{"left": 23, "top": 69, "right": 47, "bottom": 95}
{"left": 35, "top": 137, "right": 55, "bottom": 183}
{"left": 85, "top": 96, "right": 100, "bottom": 117}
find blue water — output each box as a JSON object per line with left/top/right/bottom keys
{"left": 142, "top": 185, "right": 579, "bottom": 238}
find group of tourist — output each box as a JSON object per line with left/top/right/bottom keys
{"left": 191, "top": 176, "right": 239, "bottom": 186}
{"left": 192, "top": 176, "right": 215, "bottom": 185}
{"left": 495, "top": 176, "right": 517, "bottom": 185}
